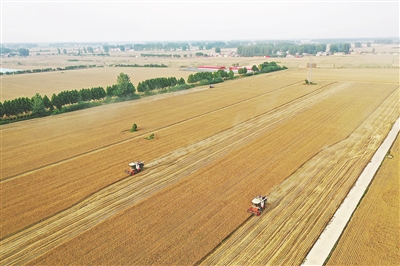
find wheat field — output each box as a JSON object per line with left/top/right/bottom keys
{"left": 1, "top": 51, "right": 399, "bottom": 265}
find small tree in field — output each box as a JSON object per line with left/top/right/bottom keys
{"left": 130, "top": 123, "right": 138, "bottom": 132}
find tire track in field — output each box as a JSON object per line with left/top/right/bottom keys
{"left": 1, "top": 81, "right": 304, "bottom": 183}
{"left": 199, "top": 88, "right": 399, "bottom": 265}
{"left": 0, "top": 82, "right": 345, "bottom": 265}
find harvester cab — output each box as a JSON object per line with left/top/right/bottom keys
{"left": 125, "top": 161, "right": 145, "bottom": 176}
{"left": 247, "top": 195, "right": 268, "bottom": 216}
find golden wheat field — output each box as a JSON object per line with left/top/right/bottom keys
{"left": 0, "top": 51, "right": 399, "bottom": 265}
{"left": 325, "top": 136, "right": 399, "bottom": 265}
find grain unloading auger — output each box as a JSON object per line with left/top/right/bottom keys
{"left": 125, "top": 161, "right": 145, "bottom": 176}
{"left": 247, "top": 195, "right": 268, "bottom": 216}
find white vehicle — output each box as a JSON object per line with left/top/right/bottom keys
{"left": 247, "top": 195, "right": 268, "bottom": 216}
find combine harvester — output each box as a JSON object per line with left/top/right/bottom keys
{"left": 125, "top": 161, "right": 145, "bottom": 176}
{"left": 247, "top": 195, "right": 268, "bottom": 216}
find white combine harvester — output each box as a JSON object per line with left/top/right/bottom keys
{"left": 247, "top": 195, "right": 268, "bottom": 216}
{"left": 124, "top": 161, "right": 145, "bottom": 176}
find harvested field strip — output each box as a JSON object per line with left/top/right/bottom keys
{"left": 1, "top": 78, "right": 300, "bottom": 179}
{"left": 200, "top": 88, "right": 399, "bottom": 265}
{"left": 24, "top": 84, "right": 398, "bottom": 265}
{"left": 326, "top": 135, "right": 399, "bottom": 265}
{"left": 0, "top": 81, "right": 342, "bottom": 263}
{"left": 0, "top": 79, "right": 332, "bottom": 238}
{"left": 304, "top": 118, "right": 399, "bottom": 265}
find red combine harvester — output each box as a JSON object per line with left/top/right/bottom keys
{"left": 125, "top": 161, "right": 145, "bottom": 176}
{"left": 247, "top": 195, "right": 268, "bottom": 216}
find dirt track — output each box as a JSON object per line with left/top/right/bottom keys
{"left": 0, "top": 72, "right": 398, "bottom": 265}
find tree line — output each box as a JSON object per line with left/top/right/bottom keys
{"left": 0, "top": 87, "right": 108, "bottom": 118}
{"left": 329, "top": 43, "right": 351, "bottom": 54}
{"left": 237, "top": 61, "right": 287, "bottom": 74}
{"left": 0, "top": 63, "right": 168, "bottom": 76}
{"left": 132, "top": 42, "right": 190, "bottom": 51}
{"left": 113, "top": 63, "right": 167, "bottom": 68}
{"left": 257, "top": 61, "right": 287, "bottom": 73}
{"left": 137, "top": 77, "right": 186, "bottom": 92}
{"left": 140, "top": 54, "right": 183, "bottom": 58}
{"left": 237, "top": 43, "right": 354, "bottom": 57}
{"left": 237, "top": 43, "right": 331, "bottom": 57}
{"left": 0, "top": 65, "right": 100, "bottom": 76}
{"left": 0, "top": 73, "right": 189, "bottom": 120}
{"left": 374, "top": 39, "right": 393, "bottom": 44}
{"left": 187, "top": 70, "right": 234, "bottom": 84}
{"left": 0, "top": 73, "right": 134, "bottom": 119}
{"left": 0, "top": 47, "right": 30, "bottom": 57}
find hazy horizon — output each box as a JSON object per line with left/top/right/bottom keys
{"left": 2, "top": 1, "right": 399, "bottom": 44}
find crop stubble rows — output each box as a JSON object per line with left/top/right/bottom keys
{"left": 326, "top": 135, "right": 399, "bottom": 265}
{"left": 29, "top": 83, "right": 398, "bottom": 265}
{"left": 1, "top": 78, "right": 310, "bottom": 238}
{"left": 1, "top": 77, "right": 317, "bottom": 258}
{"left": 201, "top": 85, "right": 399, "bottom": 265}
{"left": 1, "top": 76, "right": 398, "bottom": 265}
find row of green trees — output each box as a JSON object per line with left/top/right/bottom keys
{"left": 194, "top": 52, "right": 210, "bottom": 57}
{"left": 191, "top": 41, "right": 248, "bottom": 50}
{"left": 236, "top": 43, "right": 354, "bottom": 57}
{"left": 0, "top": 73, "right": 135, "bottom": 119}
{"left": 113, "top": 41, "right": 248, "bottom": 52}
{"left": 1, "top": 97, "right": 36, "bottom": 117}
{"left": 258, "top": 61, "right": 287, "bottom": 73}
{"left": 132, "top": 42, "right": 190, "bottom": 51}
{"left": 187, "top": 72, "right": 213, "bottom": 83}
{"left": 0, "top": 65, "right": 100, "bottom": 76}
{"left": 0, "top": 86, "right": 109, "bottom": 118}
{"left": 105, "top": 73, "right": 136, "bottom": 98}
{"left": 237, "top": 43, "right": 330, "bottom": 57}
{"left": 113, "top": 63, "right": 167, "bottom": 68}
{"left": 1, "top": 72, "right": 191, "bottom": 119}
{"left": 51, "top": 87, "right": 108, "bottom": 109}
{"left": 0, "top": 47, "right": 30, "bottom": 56}
{"left": 137, "top": 77, "right": 186, "bottom": 92}
{"left": 236, "top": 61, "right": 287, "bottom": 75}
{"left": 187, "top": 69, "right": 234, "bottom": 84}
{"left": 58, "top": 46, "right": 96, "bottom": 54}
{"left": 140, "top": 53, "right": 182, "bottom": 58}
{"left": 329, "top": 43, "right": 351, "bottom": 54}
{"left": 0, "top": 63, "right": 168, "bottom": 76}
{"left": 374, "top": 39, "right": 393, "bottom": 44}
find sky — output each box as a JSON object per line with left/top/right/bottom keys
{"left": 1, "top": 0, "right": 399, "bottom": 43}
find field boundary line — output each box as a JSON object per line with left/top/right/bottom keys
{"left": 302, "top": 117, "right": 400, "bottom": 266}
